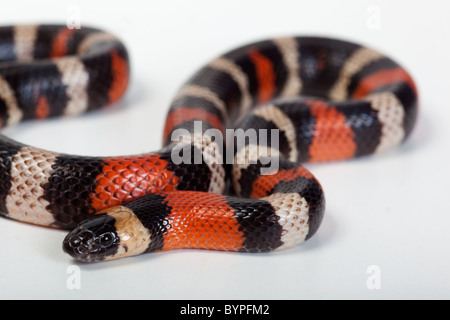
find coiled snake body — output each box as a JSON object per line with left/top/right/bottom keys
{"left": 0, "top": 25, "right": 418, "bottom": 262}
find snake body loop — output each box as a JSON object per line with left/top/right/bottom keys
{"left": 0, "top": 25, "right": 418, "bottom": 262}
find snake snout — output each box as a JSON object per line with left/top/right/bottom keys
{"left": 63, "top": 214, "right": 120, "bottom": 262}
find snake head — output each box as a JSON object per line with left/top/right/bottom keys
{"left": 63, "top": 206, "right": 151, "bottom": 262}
{"left": 63, "top": 214, "right": 120, "bottom": 262}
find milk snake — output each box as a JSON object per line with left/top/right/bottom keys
{"left": 0, "top": 25, "right": 418, "bottom": 262}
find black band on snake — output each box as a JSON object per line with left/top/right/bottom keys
{"left": 0, "top": 25, "right": 418, "bottom": 262}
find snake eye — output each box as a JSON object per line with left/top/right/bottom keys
{"left": 99, "top": 232, "right": 115, "bottom": 247}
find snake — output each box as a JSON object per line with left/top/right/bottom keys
{"left": 0, "top": 24, "right": 418, "bottom": 262}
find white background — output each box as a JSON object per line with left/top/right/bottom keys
{"left": 0, "top": 0, "right": 449, "bottom": 300}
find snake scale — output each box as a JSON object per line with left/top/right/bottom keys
{"left": 0, "top": 25, "right": 418, "bottom": 262}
